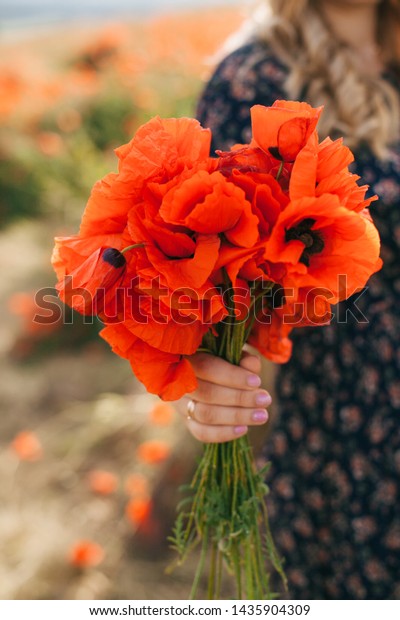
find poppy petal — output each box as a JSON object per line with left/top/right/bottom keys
{"left": 100, "top": 324, "right": 197, "bottom": 400}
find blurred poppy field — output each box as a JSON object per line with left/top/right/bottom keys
{"left": 0, "top": 6, "right": 245, "bottom": 600}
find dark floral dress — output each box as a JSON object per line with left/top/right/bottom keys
{"left": 197, "top": 40, "right": 400, "bottom": 600}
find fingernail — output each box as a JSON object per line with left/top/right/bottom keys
{"left": 247, "top": 374, "right": 261, "bottom": 388}
{"left": 234, "top": 425, "right": 248, "bottom": 436}
{"left": 252, "top": 410, "right": 268, "bottom": 423}
{"left": 255, "top": 392, "right": 272, "bottom": 407}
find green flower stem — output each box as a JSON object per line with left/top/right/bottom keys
{"left": 217, "top": 319, "right": 228, "bottom": 357}
{"left": 190, "top": 528, "right": 209, "bottom": 600}
{"left": 245, "top": 538, "right": 255, "bottom": 599}
{"left": 275, "top": 160, "right": 284, "bottom": 181}
{"left": 208, "top": 542, "right": 218, "bottom": 599}
{"left": 232, "top": 542, "right": 243, "bottom": 599}
{"left": 170, "top": 275, "right": 286, "bottom": 600}
{"left": 120, "top": 243, "right": 145, "bottom": 254}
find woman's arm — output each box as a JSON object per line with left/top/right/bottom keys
{"left": 174, "top": 351, "right": 273, "bottom": 443}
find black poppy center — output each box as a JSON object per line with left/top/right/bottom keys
{"left": 270, "top": 283, "right": 285, "bottom": 309}
{"left": 268, "top": 146, "right": 283, "bottom": 161}
{"left": 102, "top": 248, "right": 126, "bottom": 269}
{"left": 285, "top": 218, "right": 324, "bottom": 267}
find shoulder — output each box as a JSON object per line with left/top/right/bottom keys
{"left": 196, "top": 39, "right": 289, "bottom": 151}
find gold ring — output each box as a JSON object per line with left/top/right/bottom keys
{"left": 186, "top": 399, "right": 196, "bottom": 421}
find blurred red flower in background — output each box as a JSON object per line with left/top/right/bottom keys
{"left": 136, "top": 440, "right": 171, "bottom": 465}
{"left": 11, "top": 431, "right": 43, "bottom": 462}
{"left": 124, "top": 473, "right": 150, "bottom": 497}
{"left": 149, "top": 401, "right": 175, "bottom": 426}
{"left": 68, "top": 540, "right": 105, "bottom": 568}
{"left": 87, "top": 470, "right": 118, "bottom": 495}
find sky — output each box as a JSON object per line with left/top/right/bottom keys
{"left": 0, "top": 0, "right": 242, "bottom": 29}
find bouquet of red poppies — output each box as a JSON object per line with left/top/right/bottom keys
{"left": 52, "top": 100, "right": 381, "bottom": 599}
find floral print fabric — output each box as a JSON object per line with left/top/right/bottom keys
{"left": 197, "top": 40, "right": 400, "bottom": 599}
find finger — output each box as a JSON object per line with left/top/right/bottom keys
{"left": 190, "top": 379, "right": 272, "bottom": 409}
{"left": 182, "top": 398, "right": 269, "bottom": 427}
{"left": 190, "top": 352, "right": 262, "bottom": 389}
{"left": 185, "top": 418, "right": 248, "bottom": 444}
{"left": 239, "top": 352, "right": 262, "bottom": 375}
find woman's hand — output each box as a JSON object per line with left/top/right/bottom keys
{"left": 174, "top": 351, "right": 272, "bottom": 443}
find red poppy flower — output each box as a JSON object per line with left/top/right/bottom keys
{"left": 248, "top": 311, "right": 293, "bottom": 364}
{"left": 124, "top": 181, "right": 222, "bottom": 293}
{"left": 290, "top": 134, "right": 377, "bottom": 213}
{"left": 129, "top": 207, "right": 221, "bottom": 290}
{"left": 211, "top": 156, "right": 290, "bottom": 287}
{"left": 317, "top": 136, "right": 354, "bottom": 178}
{"left": 55, "top": 245, "right": 127, "bottom": 315}
{"left": 264, "top": 194, "right": 382, "bottom": 302}
{"left": 52, "top": 234, "right": 124, "bottom": 280}
{"left": 100, "top": 323, "right": 197, "bottom": 400}
{"left": 79, "top": 173, "right": 132, "bottom": 237}
{"left": 250, "top": 100, "right": 323, "bottom": 163}
{"left": 217, "top": 145, "right": 276, "bottom": 176}
{"left": 116, "top": 116, "right": 212, "bottom": 183}
{"left": 229, "top": 169, "right": 289, "bottom": 236}
{"left": 215, "top": 244, "right": 263, "bottom": 287}
{"left": 79, "top": 116, "right": 213, "bottom": 237}
{"left": 120, "top": 311, "right": 207, "bottom": 356}
{"left": 112, "top": 276, "right": 226, "bottom": 357}
{"left": 215, "top": 242, "right": 286, "bottom": 291}
{"left": 281, "top": 287, "right": 334, "bottom": 327}
{"left": 159, "top": 168, "right": 259, "bottom": 248}
{"left": 127, "top": 166, "right": 259, "bottom": 293}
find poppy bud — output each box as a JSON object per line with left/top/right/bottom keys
{"left": 56, "top": 247, "right": 126, "bottom": 315}
{"left": 102, "top": 247, "right": 126, "bottom": 269}
{"left": 251, "top": 100, "right": 323, "bottom": 163}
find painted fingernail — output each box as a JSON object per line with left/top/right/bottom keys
{"left": 252, "top": 410, "right": 268, "bottom": 423}
{"left": 234, "top": 425, "right": 248, "bottom": 436}
{"left": 255, "top": 392, "right": 272, "bottom": 407}
{"left": 247, "top": 374, "right": 261, "bottom": 388}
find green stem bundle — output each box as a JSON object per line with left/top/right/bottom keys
{"left": 169, "top": 279, "right": 287, "bottom": 599}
